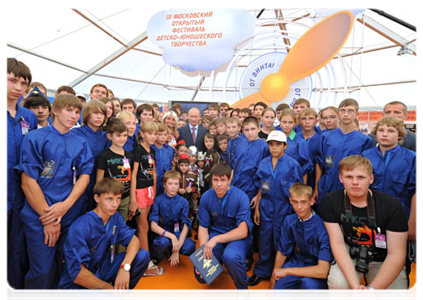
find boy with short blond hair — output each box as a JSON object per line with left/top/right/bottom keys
{"left": 270, "top": 182, "right": 332, "bottom": 289}
{"left": 362, "top": 116, "right": 416, "bottom": 241}
{"left": 72, "top": 100, "right": 109, "bottom": 212}
{"left": 298, "top": 108, "right": 321, "bottom": 189}
{"left": 231, "top": 117, "right": 270, "bottom": 270}
{"left": 59, "top": 177, "right": 150, "bottom": 289}
{"left": 149, "top": 170, "right": 196, "bottom": 266}
{"left": 17, "top": 94, "right": 94, "bottom": 288}
{"left": 116, "top": 111, "right": 138, "bottom": 152}
{"left": 152, "top": 123, "right": 173, "bottom": 196}
{"left": 321, "top": 156, "right": 408, "bottom": 289}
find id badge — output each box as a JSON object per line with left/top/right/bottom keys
{"left": 375, "top": 233, "right": 387, "bottom": 249}
{"left": 122, "top": 158, "right": 130, "bottom": 169}
{"left": 21, "top": 121, "right": 29, "bottom": 135}
{"left": 174, "top": 222, "right": 180, "bottom": 233}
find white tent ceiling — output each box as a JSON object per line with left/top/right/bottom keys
{"left": 5, "top": 7, "right": 418, "bottom": 110}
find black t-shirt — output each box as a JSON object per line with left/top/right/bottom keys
{"left": 321, "top": 189, "right": 408, "bottom": 259}
{"left": 133, "top": 144, "right": 155, "bottom": 189}
{"left": 258, "top": 130, "right": 269, "bottom": 141}
{"left": 97, "top": 148, "right": 134, "bottom": 198}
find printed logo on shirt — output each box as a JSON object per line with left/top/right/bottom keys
{"left": 261, "top": 180, "right": 271, "bottom": 193}
{"left": 40, "top": 160, "right": 55, "bottom": 178}
{"left": 325, "top": 155, "right": 335, "bottom": 168}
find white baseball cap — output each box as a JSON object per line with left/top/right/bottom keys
{"left": 266, "top": 130, "right": 287, "bottom": 143}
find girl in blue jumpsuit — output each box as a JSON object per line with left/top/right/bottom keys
{"left": 196, "top": 186, "right": 253, "bottom": 289}
{"left": 274, "top": 212, "right": 333, "bottom": 289}
{"left": 59, "top": 211, "right": 150, "bottom": 289}
{"left": 315, "top": 128, "right": 373, "bottom": 212}
{"left": 149, "top": 192, "right": 196, "bottom": 262}
{"left": 16, "top": 124, "right": 94, "bottom": 288}
{"left": 253, "top": 154, "right": 303, "bottom": 280}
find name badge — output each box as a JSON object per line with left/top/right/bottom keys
{"left": 375, "top": 233, "right": 387, "bottom": 249}
{"left": 21, "top": 121, "right": 29, "bottom": 135}
{"left": 174, "top": 222, "right": 180, "bottom": 233}
{"left": 122, "top": 158, "right": 130, "bottom": 169}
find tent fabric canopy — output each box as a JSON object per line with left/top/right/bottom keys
{"left": 6, "top": 8, "right": 417, "bottom": 109}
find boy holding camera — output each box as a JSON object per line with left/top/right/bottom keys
{"left": 321, "top": 156, "right": 408, "bottom": 289}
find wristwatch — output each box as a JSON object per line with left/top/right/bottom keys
{"left": 120, "top": 263, "right": 131, "bottom": 272}
{"left": 366, "top": 285, "right": 380, "bottom": 300}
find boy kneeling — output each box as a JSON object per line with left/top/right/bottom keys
{"left": 59, "top": 178, "right": 150, "bottom": 289}
{"left": 270, "top": 183, "right": 333, "bottom": 289}
{"left": 149, "top": 170, "right": 196, "bottom": 266}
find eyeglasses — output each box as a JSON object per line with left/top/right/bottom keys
{"left": 322, "top": 116, "right": 337, "bottom": 121}
{"left": 339, "top": 109, "right": 356, "bottom": 115}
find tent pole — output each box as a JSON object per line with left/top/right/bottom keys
{"left": 369, "top": 9, "right": 416, "bottom": 32}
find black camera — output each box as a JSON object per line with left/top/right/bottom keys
{"left": 350, "top": 245, "right": 372, "bottom": 274}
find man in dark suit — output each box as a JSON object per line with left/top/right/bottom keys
{"left": 369, "top": 101, "right": 420, "bottom": 155}
{"left": 177, "top": 107, "right": 208, "bottom": 152}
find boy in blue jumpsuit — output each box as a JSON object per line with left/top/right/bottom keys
{"left": 59, "top": 178, "right": 150, "bottom": 289}
{"left": 278, "top": 109, "right": 313, "bottom": 183}
{"left": 270, "top": 183, "right": 332, "bottom": 289}
{"left": 298, "top": 108, "right": 321, "bottom": 189}
{"left": 151, "top": 123, "right": 174, "bottom": 196}
{"left": 71, "top": 100, "right": 110, "bottom": 213}
{"left": 362, "top": 116, "right": 420, "bottom": 288}
{"left": 249, "top": 131, "right": 303, "bottom": 286}
{"left": 231, "top": 117, "right": 270, "bottom": 200}
{"left": 194, "top": 163, "right": 253, "bottom": 289}
{"left": 7, "top": 58, "right": 38, "bottom": 288}
{"left": 226, "top": 117, "right": 247, "bottom": 168}
{"left": 16, "top": 94, "right": 94, "bottom": 289}
{"left": 149, "top": 170, "right": 196, "bottom": 266}
{"left": 230, "top": 116, "right": 270, "bottom": 268}
{"left": 314, "top": 99, "right": 373, "bottom": 213}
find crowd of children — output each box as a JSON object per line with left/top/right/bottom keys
{"left": 7, "top": 57, "right": 416, "bottom": 290}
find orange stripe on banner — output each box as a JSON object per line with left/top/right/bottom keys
{"left": 357, "top": 110, "right": 416, "bottom": 122}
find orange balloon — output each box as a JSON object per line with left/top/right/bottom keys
{"left": 260, "top": 73, "right": 290, "bottom": 102}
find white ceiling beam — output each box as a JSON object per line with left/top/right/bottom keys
{"left": 68, "top": 31, "right": 148, "bottom": 88}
